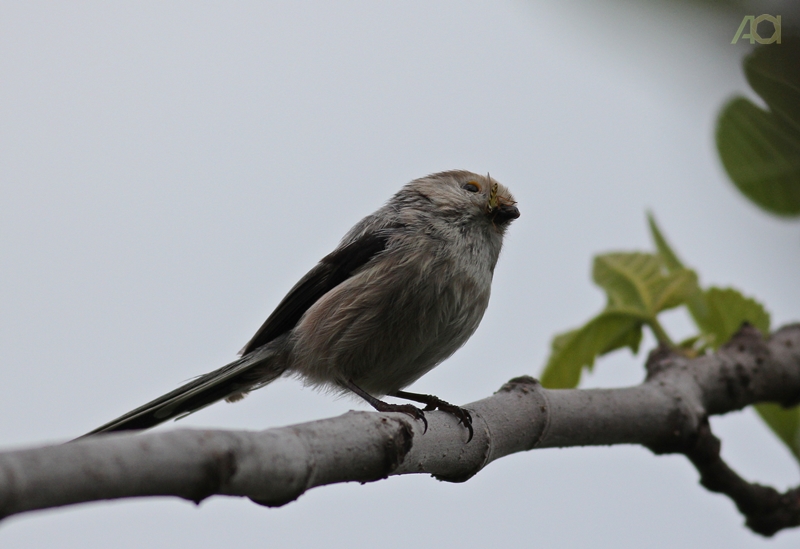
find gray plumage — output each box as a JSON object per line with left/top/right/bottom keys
{"left": 80, "top": 170, "right": 519, "bottom": 438}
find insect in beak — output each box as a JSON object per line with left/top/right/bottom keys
{"left": 484, "top": 174, "right": 519, "bottom": 224}
{"left": 487, "top": 177, "right": 499, "bottom": 213}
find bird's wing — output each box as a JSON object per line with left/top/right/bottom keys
{"left": 239, "top": 230, "right": 392, "bottom": 355}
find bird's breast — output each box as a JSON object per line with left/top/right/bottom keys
{"left": 287, "top": 245, "right": 493, "bottom": 396}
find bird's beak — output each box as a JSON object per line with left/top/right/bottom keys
{"left": 492, "top": 202, "right": 520, "bottom": 223}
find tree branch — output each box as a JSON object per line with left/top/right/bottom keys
{"left": 1, "top": 324, "right": 799, "bottom": 534}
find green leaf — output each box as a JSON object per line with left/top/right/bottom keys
{"left": 754, "top": 403, "right": 800, "bottom": 462}
{"left": 715, "top": 37, "right": 800, "bottom": 217}
{"left": 647, "top": 212, "right": 684, "bottom": 271}
{"left": 541, "top": 252, "right": 698, "bottom": 388}
{"left": 745, "top": 36, "right": 800, "bottom": 134}
{"left": 697, "top": 287, "right": 770, "bottom": 349}
{"left": 717, "top": 99, "right": 800, "bottom": 216}
{"left": 540, "top": 312, "right": 643, "bottom": 389}
{"left": 647, "top": 213, "right": 710, "bottom": 327}
{"left": 592, "top": 253, "right": 698, "bottom": 318}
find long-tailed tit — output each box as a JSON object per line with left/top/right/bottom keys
{"left": 81, "top": 170, "right": 519, "bottom": 441}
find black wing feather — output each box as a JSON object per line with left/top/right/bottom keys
{"left": 76, "top": 343, "right": 281, "bottom": 438}
{"left": 240, "top": 231, "right": 390, "bottom": 355}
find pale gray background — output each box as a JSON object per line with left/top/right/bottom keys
{"left": 1, "top": 1, "right": 799, "bottom": 547}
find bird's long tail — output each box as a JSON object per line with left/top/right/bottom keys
{"left": 76, "top": 341, "right": 288, "bottom": 439}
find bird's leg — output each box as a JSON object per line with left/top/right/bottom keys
{"left": 391, "top": 390, "right": 473, "bottom": 442}
{"left": 342, "top": 379, "right": 428, "bottom": 433}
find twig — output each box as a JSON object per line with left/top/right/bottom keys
{"left": 0, "top": 324, "right": 798, "bottom": 535}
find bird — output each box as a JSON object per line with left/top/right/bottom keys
{"left": 79, "top": 170, "right": 519, "bottom": 441}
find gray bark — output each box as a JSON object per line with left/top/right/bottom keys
{"left": 1, "top": 324, "right": 799, "bottom": 535}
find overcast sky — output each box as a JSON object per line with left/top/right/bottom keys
{"left": 2, "top": 1, "right": 799, "bottom": 548}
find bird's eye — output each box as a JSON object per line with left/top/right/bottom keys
{"left": 463, "top": 182, "right": 481, "bottom": 193}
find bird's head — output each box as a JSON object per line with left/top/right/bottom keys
{"left": 402, "top": 170, "right": 519, "bottom": 232}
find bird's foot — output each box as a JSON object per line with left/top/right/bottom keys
{"left": 392, "top": 391, "right": 474, "bottom": 442}
{"left": 342, "top": 379, "right": 429, "bottom": 433}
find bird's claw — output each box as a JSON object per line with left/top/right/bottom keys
{"left": 396, "top": 404, "right": 429, "bottom": 433}
{"left": 441, "top": 404, "right": 473, "bottom": 442}
{"left": 400, "top": 393, "right": 474, "bottom": 442}
{"left": 377, "top": 402, "right": 429, "bottom": 433}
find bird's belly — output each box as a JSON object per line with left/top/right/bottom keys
{"left": 288, "top": 266, "right": 490, "bottom": 396}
